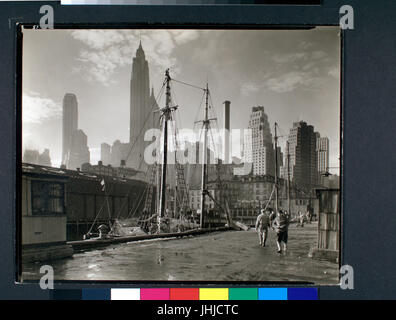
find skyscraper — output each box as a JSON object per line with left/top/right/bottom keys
{"left": 245, "top": 106, "right": 278, "bottom": 176}
{"left": 62, "top": 93, "right": 78, "bottom": 165}
{"left": 129, "top": 41, "right": 159, "bottom": 171}
{"left": 110, "top": 140, "right": 131, "bottom": 167}
{"left": 316, "top": 133, "right": 330, "bottom": 173}
{"left": 67, "top": 129, "right": 90, "bottom": 170}
{"left": 282, "top": 121, "right": 318, "bottom": 191}
{"left": 23, "top": 148, "right": 52, "bottom": 166}
{"left": 101, "top": 143, "right": 111, "bottom": 165}
{"left": 39, "top": 149, "right": 52, "bottom": 167}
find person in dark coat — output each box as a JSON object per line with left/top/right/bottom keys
{"left": 273, "top": 210, "right": 290, "bottom": 254}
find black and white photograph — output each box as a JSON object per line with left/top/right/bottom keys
{"left": 20, "top": 27, "right": 341, "bottom": 284}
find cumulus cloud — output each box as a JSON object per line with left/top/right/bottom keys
{"left": 71, "top": 30, "right": 125, "bottom": 50}
{"left": 260, "top": 48, "right": 336, "bottom": 93}
{"left": 272, "top": 52, "right": 306, "bottom": 64}
{"left": 265, "top": 70, "right": 329, "bottom": 93}
{"left": 241, "top": 82, "right": 261, "bottom": 96}
{"left": 265, "top": 71, "right": 307, "bottom": 93}
{"left": 69, "top": 30, "right": 200, "bottom": 86}
{"left": 22, "top": 92, "right": 62, "bottom": 124}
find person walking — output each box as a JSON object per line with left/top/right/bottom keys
{"left": 296, "top": 211, "right": 305, "bottom": 228}
{"left": 273, "top": 210, "right": 290, "bottom": 254}
{"left": 307, "top": 206, "right": 313, "bottom": 223}
{"left": 255, "top": 209, "right": 271, "bottom": 247}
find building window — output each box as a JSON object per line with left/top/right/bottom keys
{"left": 31, "top": 180, "right": 65, "bottom": 215}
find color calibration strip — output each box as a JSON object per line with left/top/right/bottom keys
{"left": 52, "top": 288, "right": 317, "bottom": 300}
{"left": 61, "top": 0, "right": 321, "bottom": 6}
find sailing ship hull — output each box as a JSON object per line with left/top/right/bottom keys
{"left": 70, "top": 226, "right": 230, "bottom": 253}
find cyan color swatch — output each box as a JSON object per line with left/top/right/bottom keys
{"left": 258, "top": 288, "right": 287, "bottom": 300}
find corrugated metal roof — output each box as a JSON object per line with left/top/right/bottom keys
{"left": 22, "top": 163, "right": 145, "bottom": 185}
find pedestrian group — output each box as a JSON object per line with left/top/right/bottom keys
{"left": 255, "top": 208, "right": 290, "bottom": 254}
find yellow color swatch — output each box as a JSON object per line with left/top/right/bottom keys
{"left": 199, "top": 288, "right": 229, "bottom": 300}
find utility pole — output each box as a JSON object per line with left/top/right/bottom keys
{"left": 274, "top": 122, "right": 279, "bottom": 213}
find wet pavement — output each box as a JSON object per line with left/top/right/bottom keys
{"left": 22, "top": 222, "right": 339, "bottom": 285}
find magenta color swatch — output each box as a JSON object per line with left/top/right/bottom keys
{"left": 140, "top": 288, "right": 170, "bottom": 300}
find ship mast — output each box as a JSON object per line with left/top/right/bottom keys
{"left": 157, "top": 69, "right": 177, "bottom": 233}
{"left": 197, "top": 83, "right": 216, "bottom": 229}
{"left": 200, "top": 83, "right": 209, "bottom": 229}
{"left": 174, "top": 149, "right": 178, "bottom": 220}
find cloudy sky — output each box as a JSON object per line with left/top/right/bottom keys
{"left": 22, "top": 27, "right": 340, "bottom": 173}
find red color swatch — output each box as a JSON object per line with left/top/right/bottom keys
{"left": 170, "top": 288, "right": 200, "bottom": 300}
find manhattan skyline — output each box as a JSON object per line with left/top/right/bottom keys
{"left": 22, "top": 27, "right": 340, "bottom": 174}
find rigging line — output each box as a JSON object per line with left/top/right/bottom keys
{"left": 127, "top": 81, "right": 165, "bottom": 157}
{"left": 102, "top": 179, "right": 112, "bottom": 221}
{"left": 172, "top": 78, "right": 206, "bottom": 91}
{"left": 172, "top": 116, "right": 191, "bottom": 210}
{"left": 113, "top": 187, "right": 134, "bottom": 220}
{"left": 171, "top": 109, "right": 185, "bottom": 153}
{"left": 170, "top": 114, "right": 188, "bottom": 202}
{"left": 171, "top": 88, "right": 187, "bottom": 152}
{"left": 196, "top": 123, "right": 204, "bottom": 151}
{"left": 208, "top": 90, "right": 215, "bottom": 112}
{"left": 176, "top": 110, "right": 185, "bottom": 148}
{"left": 278, "top": 122, "right": 291, "bottom": 139}
{"left": 104, "top": 184, "right": 112, "bottom": 221}
{"left": 168, "top": 88, "right": 181, "bottom": 152}
{"left": 106, "top": 81, "right": 166, "bottom": 224}
{"left": 169, "top": 113, "right": 178, "bottom": 152}
{"left": 128, "top": 182, "right": 151, "bottom": 219}
{"left": 120, "top": 168, "right": 153, "bottom": 221}
{"left": 273, "top": 120, "right": 287, "bottom": 139}
{"left": 125, "top": 81, "right": 166, "bottom": 163}
{"left": 171, "top": 124, "right": 186, "bottom": 214}
{"left": 170, "top": 81, "right": 178, "bottom": 108}
{"left": 208, "top": 124, "right": 221, "bottom": 155}
{"left": 87, "top": 198, "right": 107, "bottom": 234}
{"left": 114, "top": 160, "right": 151, "bottom": 220}
{"left": 86, "top": 183, "right": 115, "bottom": 234}
{"left": 171, "top": 110, "right": 181, "bottom": 150}
{"left": 126, "top": 161, "right": 156, "bottom": 220}
{"left": 114, "top": 143, "right": 157, "bottom": 221}
{"left": 125, "top": 182, "right": 150, "bottom": 219}
{"left": 207, "top": 91, "right": 220, "bottom": 129}
{"left": 193, "top": 90, "right": 206, "bottom": 128}
{"left": 208, "top": 124, "right": 220, "bottom": 162}
{"left": 261, "top": 185, "right": 275, "bottom": 214}
{"left": 273, "top": 122, "right": 288, "bottom": 140}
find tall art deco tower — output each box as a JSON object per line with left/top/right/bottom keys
{"left": 62, "top": 93, "right": 78, "bottom": 165}
{"left": 245, "top": 106, "right": 280, "bottom": 176}
{"left": 129, "top": 41, "right": 159, "bottom": 171}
